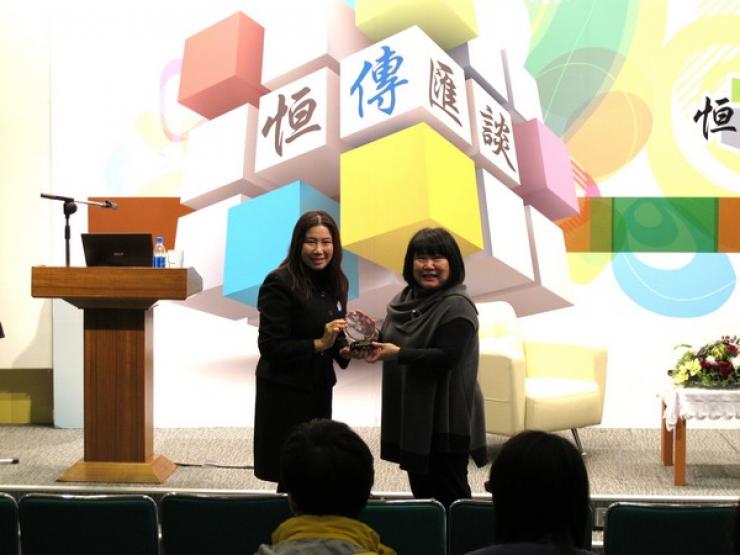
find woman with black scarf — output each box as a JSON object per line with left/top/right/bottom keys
{"left": 367, "top": 227, "right": 487, "bottom": 508}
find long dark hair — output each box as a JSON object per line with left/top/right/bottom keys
{"left": 402, "top": 227, "right": 466, "bottom": 288}
{"left": 279, "top": 210, "right": 348, "bottom": 304}
{"left": 490, "top": 431, "right": 590, "bottom": 555}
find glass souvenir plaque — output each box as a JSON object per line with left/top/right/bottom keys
{"left": 346, "top": 311, "right": 377, "bottom": 353}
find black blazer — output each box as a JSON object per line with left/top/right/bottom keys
{"left": 255, "top": 267, "right": 348, "bottom": 391}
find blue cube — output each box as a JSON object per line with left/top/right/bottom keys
{"left": 223, "top": 181, "right": 359, "bottom": 307}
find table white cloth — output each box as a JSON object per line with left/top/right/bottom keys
{"left": 661, "top": 385, "right": 740, "bottom": 431}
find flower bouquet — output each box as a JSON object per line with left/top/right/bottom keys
{"left": 668, "top": 335, "right": 740, "bottom": 388}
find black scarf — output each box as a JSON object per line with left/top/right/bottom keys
{"left": 380, "top": 283, "right": 487, "bottom": 472}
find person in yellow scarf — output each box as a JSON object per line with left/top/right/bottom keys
{"left": 256, "top": 419, "right": 396, "bottom": 555}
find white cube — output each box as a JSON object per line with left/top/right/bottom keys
{"left": 340, "top": 26, "right": 471, "bottom": 150}
{"left": 503, "top": 49, "right": 543, "bottom": 123}
{"left": 181, "top": 105, "right": 274, "bottom": 210}
{"left": 448, "top": 37, "right": 508, "bottom": 104}
{"left": 466, "top": 170, "right": 533, "bottom": 298}
{"left": 255, "top": 67, "right": 343, "bottom": 196}
{"left": 720, "top": 110, "right": 740, "bottom": 150}
{"left": 257, "top": 0, "right": 372, "bottom": 90}
{"left": 466, "top": 80, "right": 520, "bottom": 188}
{"left": 175, "top": 195, "right": 258, "bottom": 320}
{"left": 475, "top": 206, "right": 572, "bottom": 316}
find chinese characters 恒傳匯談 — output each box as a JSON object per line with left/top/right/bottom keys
{"left": 350, "top": 45, "right": 409, "bottom": 118}
{"left": 693, "top": 96, "right": 736, "bottom": 141}
{"left": 262, "top": 86, "right": 321, "bottom": 157}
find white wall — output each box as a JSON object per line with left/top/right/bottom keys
{"left": 0, "top": 0, "right": 53, "bottom": 370}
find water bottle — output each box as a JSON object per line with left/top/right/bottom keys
{"left": 153, "top": 236, "right": 167, "bottom": 268}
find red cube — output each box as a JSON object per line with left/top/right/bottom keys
{"left": 178, "top": 12, "right": 269, "bottom": 119}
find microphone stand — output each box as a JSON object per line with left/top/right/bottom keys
{"left": 63, "top": 199, "right": 76, "bottom": 267}
{"left": 0, "top": 322, "right": 19, "bottom": 465}
{"left": 40, "top": 193, "right": 117, "bottom": 267}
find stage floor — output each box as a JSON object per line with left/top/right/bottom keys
{"left": 0, "top": 425, "right": 738, "bottom": 500}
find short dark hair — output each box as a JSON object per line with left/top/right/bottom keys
{"left": 401, "top": 227, "right": 465, "bottom": 287}
{"left": 280, "top": 419, "right": 374, "bottom": 518}
{"left": 280, "top": 210, "right": 348, "bottom": 304}
{"left": 490, "top": 431, "right": 590, "bottom": 553}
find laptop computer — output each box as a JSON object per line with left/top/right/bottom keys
{"left": 81, "top": 233, "right": 153, "bottom": 267}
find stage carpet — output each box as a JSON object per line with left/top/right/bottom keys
{"left": 0, "top": 425, "right": 738, "bottom": 499}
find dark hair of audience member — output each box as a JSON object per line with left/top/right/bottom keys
{"left": 490, "top": 431, "right": 590, "bottom": 555}
{"left": 279, "top": 419, "right": 374, "bottom": 518}
{"left": 401, "top": 227, "right": 465, "bottom": 288}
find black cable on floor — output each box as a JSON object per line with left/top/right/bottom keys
{"left": 174, "top": 461, "right": 253, "bottom": 469}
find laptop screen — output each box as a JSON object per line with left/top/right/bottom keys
{"left": 81, "top": 233, "right": 153, "bottom": 267}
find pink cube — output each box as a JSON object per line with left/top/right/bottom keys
{"left": 178, "top": 12, "right": 269, "bottom": 119}
{"left": 513, "top": 118, "right": 579, "bottom": 220}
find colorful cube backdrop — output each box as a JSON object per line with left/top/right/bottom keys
{"left": 169, "top": 3, "right": 740, "bottom": 322}
{"left": 177, "top": 8, "right": 580, "bottom": 319}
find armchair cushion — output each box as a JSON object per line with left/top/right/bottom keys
{"left": 526, "top": 378, "right": 603, "bottom": 431}
{"left": 476, "top": 301, "right": 607, "bottom": 437}
{"left": 477, "top": 302, "right": 524, "bottom": 356}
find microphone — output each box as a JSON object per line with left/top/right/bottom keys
{"left": 40, "top": 193, "right": 117, "bottom": 209}
{"left": 41, "top": 193, "right": 74, "bottom": 202}
{"left": 40, "top": 193, "right": 118, "bottom": 267}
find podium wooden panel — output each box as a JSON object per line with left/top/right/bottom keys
{"left": 31, "top": 266, "right": 202, "bottom": 483}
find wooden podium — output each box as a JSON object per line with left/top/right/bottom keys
{"left": 31, "top": 266, "right": 202, "bottom": 483}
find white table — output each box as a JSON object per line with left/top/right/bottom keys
{"left": 660, "top": 386, "right": 740, "bottom": 485}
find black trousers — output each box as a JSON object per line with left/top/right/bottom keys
{"left": 253, "top": 377, "right": 332, "bottom": 484}
{"left": 407, "top": 452, "right": 471, "bottom": 509}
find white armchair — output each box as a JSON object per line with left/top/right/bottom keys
{"left": 477, "top": 301, "right": 607, "bottom": 452}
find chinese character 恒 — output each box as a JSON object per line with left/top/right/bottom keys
{"left": 429, "top": 59, "right": 461, "bottom": 126}
{"left": 480, "top": 105, "right": 516, "bottom": 172}
{"left": 262, "top": 86, "right": 321, "bottom": 157}
{"left": 350, "top": 45, "right": 409, "bottom": 118}
{"left": 693, "top": 96, "right": 736, "bottom": 140}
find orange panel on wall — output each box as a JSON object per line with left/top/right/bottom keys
{"left": 557, "top": 197, "right": 591, "bottom": 252}
{"left": 717, "top": 198, "right": 740, "bottom": 252}
{"left": 88, "top": 197, "right": 194, "bottom": 250}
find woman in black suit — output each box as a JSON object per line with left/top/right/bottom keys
{"left": 253, "top": 210, "right": 350, "bottom": 487}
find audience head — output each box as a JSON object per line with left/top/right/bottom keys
{"left": 280, "top": 419, "right": 374, "bottom": 518}
{"left": 489, "top": 431, "right": 590, "bottom": 552}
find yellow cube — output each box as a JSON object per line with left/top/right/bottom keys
{"left": 355, "top": 0, "right": 477, "bottom": 51}
{"left": 341, "top": 122, "right": 483, "bottom": 272}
